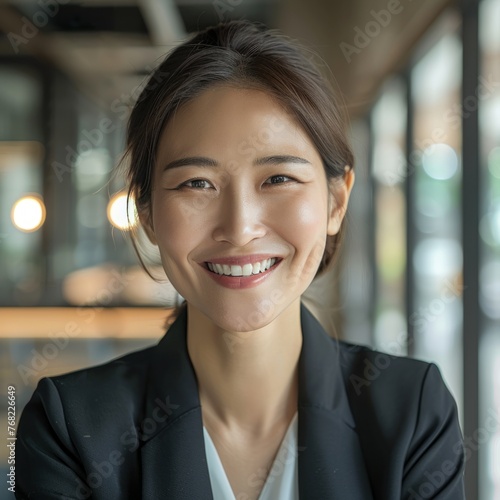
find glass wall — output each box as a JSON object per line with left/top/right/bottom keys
{"left": 371, "top": 78, "right": 408, "bottom": 356}
{"left": 0, "top": 67, "right": 44, "bottom": 307}
{"left": 356, "top": 10, "right": 465, "bottom": 421}
{"left": 479, "top": 0, "right": 500, "bottom": 497}
{"left": 358, "top": 5, "right": 500, "bottom": 495}
{"left": 410, "top": 22, "right": 464, "bottom": 419}
{"left": 0, "top": 66, "right": 176, "bottom": 309}
{"left": 0, "top": 66, "right": 175, "bottom": 483}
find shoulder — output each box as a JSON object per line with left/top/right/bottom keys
{"left": 334, "top": 341, "right": 464, "bottom": 496}
{"left": 28, "top": 342, "right": 159, "bottom": 421}
{"left": 335, "top": 339, "right": 460, "bottom": 439}
{"left": 16, "top": 344, "right": 159, "bottom": 498}
{"left": 337, "top": 340, "right": 436, "bottom": 399}
{"left": 337, "top": 341, "right": 463, "bottom": 459}
{"left": 17, "top": 342, "right": 161, "bottom": 462}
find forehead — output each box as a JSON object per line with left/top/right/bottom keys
{"left": 155, "top": 85, "right": 319, "bottom": 164}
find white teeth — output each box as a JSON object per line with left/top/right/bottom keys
{"left": 230, "top": 265, "right": 243, "bottom": 276}
{"left": 242, "top": 264, "right": 253, "bottom": 276}
{"left": 207, "top": 258, "right": 278, "bottom": 276}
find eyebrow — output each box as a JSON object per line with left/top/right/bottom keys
{"left": 162, "top": 155, "right": 311, "bottom": 172}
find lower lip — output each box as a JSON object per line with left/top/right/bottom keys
{"left": 201, "top": 260, "right": 282, "bottom": 289}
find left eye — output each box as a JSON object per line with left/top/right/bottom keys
{"left": 264, "top": 175, "right": 295, "bottom": 185}
{"left": 180, "top": 179, "right": 212, "bottom": 189}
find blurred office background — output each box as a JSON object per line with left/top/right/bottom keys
{"left": 0, "top": 0, "right": 498, "bottom": 498}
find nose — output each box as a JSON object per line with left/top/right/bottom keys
{"left": 211, "top": 185, "right": 267, "bottom": 246}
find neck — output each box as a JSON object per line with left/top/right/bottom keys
{"left": 186, "top": 298, "right": 302, "bottom": 436}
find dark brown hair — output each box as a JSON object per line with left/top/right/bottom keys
{"left": 123, "top": 19, "right": 354, "bottom": 322}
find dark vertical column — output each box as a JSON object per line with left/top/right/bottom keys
{"left": 367, "top": 113, "right": 377, "bottom": 346}
{"left": 46, "top": 73, "right": 79, "bottom": 304}
{"left": 40, "top": 65, "right": 52, "bottom": 304}
{"left": 462, "top": 0, "right": 480, "bottom": 497}
{"left": 405, "top": 70, "right": 415, "bottom": 358}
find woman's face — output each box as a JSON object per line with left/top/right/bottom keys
{"left": 146, "top": 85, "right": 353, "bottom": 332}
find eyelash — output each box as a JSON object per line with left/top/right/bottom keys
{"left": 176, "top": 175, "right": 297, "bottom": 190}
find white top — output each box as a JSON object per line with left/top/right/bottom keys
{"left": 203, "top": 411, "right": 299, "bottom": 500}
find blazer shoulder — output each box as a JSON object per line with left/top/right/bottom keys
{"left": 337, "top": 339, "right": 434, "bottom": 390}
{"left": 336, "top": 339, "right": 460, "bottom": 439}
{"left": 335, "top": 339, "right": 456, "bottom": 418}
{"left": 16, "top": 344, "right": 160, "bottom": 499}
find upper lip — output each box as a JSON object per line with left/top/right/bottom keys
{"left": 202, "top": 254, "right": 283, "bottom": 266}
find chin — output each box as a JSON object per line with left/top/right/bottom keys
{"left": 202, "top": 302, "right": 283, "bottom": 334}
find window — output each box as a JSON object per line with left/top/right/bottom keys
{"left": 479, "top": 0, "right": 500, "bottom": 496}
{"left": 410, "top": 24, "right": 464, "bottom": 421}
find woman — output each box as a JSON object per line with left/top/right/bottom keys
{"left": 16, "top": 20, "right": 465, "bottom": 500}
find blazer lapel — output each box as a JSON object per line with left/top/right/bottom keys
{"left": 139, "top": 303, "right": 373, "bottom": 499}
{"left": 297, "top": 303, "right": 374, "bottom": 499}
{"left": 139, "top": 307, "right": 214, "bottom": 499}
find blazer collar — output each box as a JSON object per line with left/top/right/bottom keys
{"left": 140, "top": 302, "right": 373, "bottom": 499}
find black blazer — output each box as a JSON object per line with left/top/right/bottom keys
{"left": 16, "top": 303, "right": 465, "bottom": 499}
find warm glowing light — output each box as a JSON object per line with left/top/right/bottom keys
{"left": 107, "top": 192, "right": 138, "bottom": 230}
{"left": 11, "top": 195, "right": 46, "bottom": 232}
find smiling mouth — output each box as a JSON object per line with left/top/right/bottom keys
{"left": 204, "top": 258, "right": 282, "bottom": 277}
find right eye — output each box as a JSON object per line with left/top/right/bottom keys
{"left": 177, "top": 179, "right": 213, "bottom": 190}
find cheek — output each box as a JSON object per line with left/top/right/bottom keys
{"left": 277, "top": 193, "right": 328, "bottom": 242}
{"left": 152, "top": 188, "right": 328, "bottom": 255}
{"left": 278, "top": 194, "right": 328, "bottom": 281}
{"left": 152, "top": 199, "right": 209, "bottom": 257}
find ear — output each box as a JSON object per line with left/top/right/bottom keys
{"left": 138, "top": 208, "right": 157, "bottom": 245}
{"left": 327, "top": 166, "right": 355, "bottom": 236}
